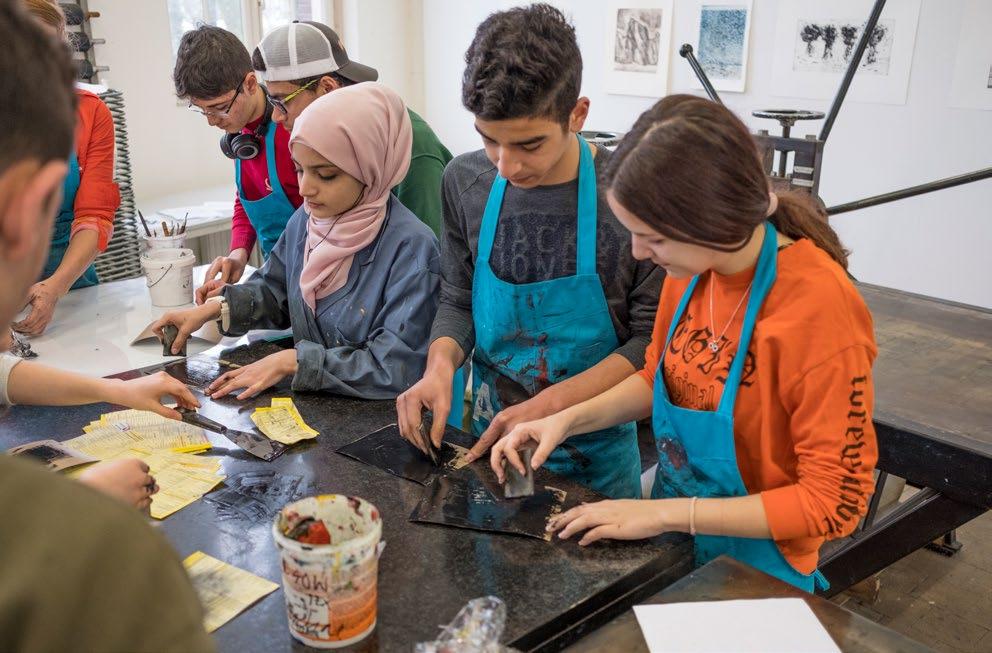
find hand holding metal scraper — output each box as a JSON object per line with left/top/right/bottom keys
{"left": 414, "top": 409, "right": 441, "bottom": 466}
{"left": 178, "top": 406, "right": 286, "bottom": 461}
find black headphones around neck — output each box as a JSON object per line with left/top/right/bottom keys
{"left": 220, "top": 96, "right": 274, "bottom": 161}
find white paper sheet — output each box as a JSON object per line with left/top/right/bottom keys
{"left": 633, "top": 598, "right": 840, "bottom": 653}
{"left": 769, "top": 0, "right": 921, "bottom": 105}
{"left": 947, "top": 0, "right": 992, "bottom": 111}
{"left": 604, "top": 0, "right": 674, "bottom": 98}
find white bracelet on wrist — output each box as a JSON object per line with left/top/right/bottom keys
{"left": 205, "top": 295, "right": 230, "bottom": 332}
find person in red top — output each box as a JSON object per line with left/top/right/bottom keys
{"left": 14, "top": 0, "right": 120, "bottom": 336}
{"left": 491, "top": 95, "right": 878, "bottom": 592}
{"left": 172, "top": 25, "right": 303, "bottom": 285}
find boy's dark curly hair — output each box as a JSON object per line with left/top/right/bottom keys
{"left": 462, "top": 3, "right": 582, "bottom": 127}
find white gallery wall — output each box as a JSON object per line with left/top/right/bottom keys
{"left": 85, "top": 0, "right": 990, "bottom": 307}
{"left": 422, "top": 0, "right": 992, "bottom": 308}
{"left": 86, "top": 0, "right": 234, "bottom": 204}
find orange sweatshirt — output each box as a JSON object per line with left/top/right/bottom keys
{"left": 640, "top": 239, "right": 878, "bottom": 573}
{"left": 71, "top": 89, "right": 120, "bottom": 251}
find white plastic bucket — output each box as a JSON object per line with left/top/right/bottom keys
{"left": 140, "top": 248, "right": 195, "bottom": 307}
{"left": 143, "top": 233, "right": 187, "bottom": 250}
{"left": 272, "top": 495, "right": 383, "bottom": 649}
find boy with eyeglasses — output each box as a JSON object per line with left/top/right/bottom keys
{"left": 253, "top": 21, "right": 452, "bottom": 237}
{"left": 173, "top": 25, "right": 303, "bottom": 287}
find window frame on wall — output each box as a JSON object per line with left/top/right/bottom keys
{"left": 167, "top": 0, "right": 337, "bottom": 57}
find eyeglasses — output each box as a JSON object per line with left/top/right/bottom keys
{"left": 187, "top": 83, "right": 243, "bottom": 118}
{"left": 267, "top": 79, "right": 319, "bottom": 115}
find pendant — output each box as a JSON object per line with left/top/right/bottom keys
{"left": 708, "top": 341, "right": 720, "bottom": 352}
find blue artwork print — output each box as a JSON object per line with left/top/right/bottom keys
{"left": 697, "top": 5, "right": 748, "bottom": 81}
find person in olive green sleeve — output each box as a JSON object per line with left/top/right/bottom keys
{"left": 252, "top": 20, "right": 452, "bottom": 236}
{"left": 0, "top": 2, "right": 213, "bottom": 650}
{"left": 0, "top": 457, "right": 215, "bottom": 653}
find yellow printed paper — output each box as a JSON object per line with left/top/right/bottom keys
{"left": 271, "top": 398, "right": 319, "bottom": 435}
{"left": 251, "top": 406, "right": 317, "bottom": 445}
{"left": 183, "top": 551, "right": 279, "bottom": 633}
{"left": 98, "top": 409, "right": 212, "bottom": 453}
{"left": 148, "top": 464, "right": 226, "bottom": 519}
{"left": 69, "top": 409, "right": 211, "bottom": 455}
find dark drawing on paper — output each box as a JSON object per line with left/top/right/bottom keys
{"left": 793, "top": 18, "right": 894, "bottom": 75}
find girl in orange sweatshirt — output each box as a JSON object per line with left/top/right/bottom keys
{"left": 16, "top": 0, "right": 120, "bottom": 335}
{"left": 490, "top": 95, "right": 878, "bottom": 592}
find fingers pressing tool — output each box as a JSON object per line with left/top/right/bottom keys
{"left": 416, "top": 408, "right": 441, "bottom": 466}
{"left": 503, "top": 446, "right": 535, "bottom": 499}
{"left": 161, "top": 324, "right": 186, "bottom": 357}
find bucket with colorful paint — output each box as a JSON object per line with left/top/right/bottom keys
{"left": 140, "top": 247, "right": 195, "bottom": 307}
{"left": 272, "top": 494, "right": 383, "bottom": 649}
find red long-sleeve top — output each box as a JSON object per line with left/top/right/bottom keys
{"left": 229, "top": 115, "right": 303, "bottom": 253}
{"left": 71, "top": 90, "right": 120, "bottom": 250}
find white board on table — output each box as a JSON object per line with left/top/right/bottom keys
{"left": 633, "top": 598, "right": 841, "bottom": 653}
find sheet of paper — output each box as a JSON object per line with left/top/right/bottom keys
{"left": 271, "top": 397, "right": 319, "bottom": 435}
{"left": 183, "top": 551, "right": 278, "bottom": 633}
{"left": 251, "top": 406, "right": 317, "bottom": 445}
{"left": 7, "top": 439, "right": 96, "bottom": 471}
{"left": 71, "top": 448, "right": 226, "bottom": 519}
{"left": 84, "top": 409, "right": 212, "bottom": 454}
{"left": 148, "top": 462, "right": 226, "bottom": 519}
{"left": 633, "top": 598, "right": 840, "bottom": 653}
{"left": 130, "top": 318, "right": 223, "bottom": 346}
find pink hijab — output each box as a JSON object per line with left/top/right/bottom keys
{"left": 290, "top": 82, "right": 412, "bottom": 311}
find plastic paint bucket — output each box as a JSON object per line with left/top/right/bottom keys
{"left": 272, "top": 495, "right": 383, "bottom": 649}
{"left": 143, "top": 233, "right": 187, "bottom": 250}
{"left": 140, "top": 247, "right": 195, "bottom": 307}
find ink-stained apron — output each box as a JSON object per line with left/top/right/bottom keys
{"left": 469, "top": 135, "right": 641, "bottom": 499}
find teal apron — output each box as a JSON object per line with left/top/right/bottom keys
{"left": 469, "top": 136, "right": 641, "bottom": 499}
{"left": 650, "top": 221, "right": 828, "bottom": 592}
{"left": 43, "top": 152, "right": 99, "bottom": 289}
{"left": 235, "top": 120, "right": 296, "bottom": 258}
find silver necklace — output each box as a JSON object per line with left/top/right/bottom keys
{"left": 708, "top": 275, "right": 753, "bottom": 352}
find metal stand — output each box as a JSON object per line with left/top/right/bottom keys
{"left": 926, "top": 530, "right": 964, "bottom": 556}
{"left": 62, "top": 1, "right": 108, "bottom": 82}
{"left": 751, "top": 110, "right": 825, "bottom": 195}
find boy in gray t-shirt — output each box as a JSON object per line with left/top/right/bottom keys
{"left": 396, "top": 5, "right": 663, "bottom": 499}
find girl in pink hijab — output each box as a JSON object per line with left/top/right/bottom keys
{"left": 154, "top": 83, "right": 440, "bottom": 400}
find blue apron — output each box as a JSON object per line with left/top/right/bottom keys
{"left": 650, "top": 221, "right": 828, "bottom": 592}
{"left": 469, "top": 136, "right": 641, "bottom": 499}
{"left": 43, "top": 152, "right": 99, "bottom": 289}
{"left": 235, "top": 120, "right": 296, "bottom": 259}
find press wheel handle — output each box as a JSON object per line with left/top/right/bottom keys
{"left": 752, "top": 109, "right": 825, "bottom": 138}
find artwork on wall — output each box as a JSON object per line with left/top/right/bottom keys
{"left": 693, "top": 1, "right": 753, "bottom": 93}
{"left": 604, "top": 0, "right": 674, "bottom": 97}
{"left": 770, "top": 0, "right": 921, "bottom": 105}
{"left": 792, "top": 19, "right": 894, "bottom": 75}
{"left": 947, "top": 0, "right": 992, "bottom": 111}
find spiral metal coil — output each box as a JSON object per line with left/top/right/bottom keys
{"left": 94, "top": 89, "right": 142, "bottom": 282}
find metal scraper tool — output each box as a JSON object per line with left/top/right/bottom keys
{"left": 417, "top": 409, "right": 441, "bottom": 466}
{"left": 504, "top": 447, "right": 535, "bottom": 499}
{"left": 178, "top": 407, "right": 286, "bottom": 461}
{"left": 161, "top": 324, "right": 185, "bottom": 357}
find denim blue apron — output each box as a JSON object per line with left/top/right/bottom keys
{"left": 469, "top": 136, "right": 641, "bottom": 499}
{"left": 235, "top": 120, "right": 296, "bottom": 259}
{"left": 43, "top": 152, "right": 99, "bottom": 289}
{"left": 650, "top": 221, "right": 828, "bottom": 592}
